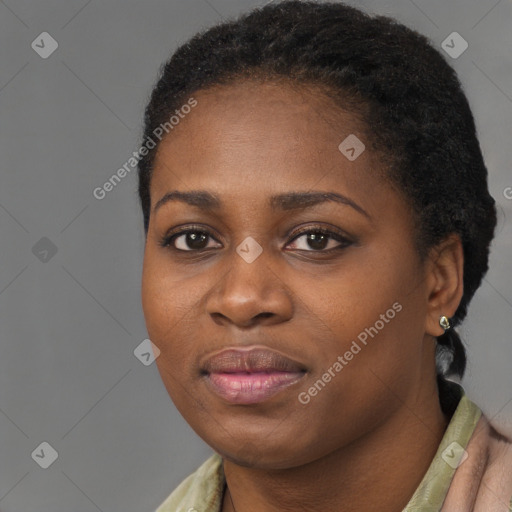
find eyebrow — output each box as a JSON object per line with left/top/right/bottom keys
{"left": 153, "top": 190, "right": 370, "bottom": 219}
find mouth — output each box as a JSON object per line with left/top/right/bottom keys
{"left": 201, "top": 347, "right": 307, "bottom": 404}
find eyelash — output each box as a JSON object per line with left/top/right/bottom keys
{"left": 158, "top": 224, "right": 353, "bottom": 254}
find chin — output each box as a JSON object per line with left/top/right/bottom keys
{"left": 198, "top": 425, "right": 322, "bottom": 470}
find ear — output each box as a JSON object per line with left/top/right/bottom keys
{"left": 423, "top": 234, "right": 464, "bottom": 337}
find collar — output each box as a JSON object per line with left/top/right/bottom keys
{"left": 404, "top": 382, "right": 481, "bottom": 510}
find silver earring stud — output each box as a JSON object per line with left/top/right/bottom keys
{"left": 439, "top": 315, "right": 451, "bottom": 331}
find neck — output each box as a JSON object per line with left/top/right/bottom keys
{"left": 222, "top": 379, "right": 449, "bottom": 512}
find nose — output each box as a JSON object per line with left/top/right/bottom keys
{"left": 205, "top": 248, "right": 294, "bottom": 328}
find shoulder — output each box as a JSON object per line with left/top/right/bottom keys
{"left": 443, "top": 411, "right": 512, "bottom": 511}
{"left": 155, "top": 453, "right": 225, "bottom": 512}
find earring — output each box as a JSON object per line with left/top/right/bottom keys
{"left": 439, "top": 315, "right": 451, "bottom": 331}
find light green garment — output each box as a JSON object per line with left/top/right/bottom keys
{"left": 156, "top": 388, "right": 512, "bottom": 512}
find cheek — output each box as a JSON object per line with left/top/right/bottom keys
{"left": 296, "top": 253, "right": 403, "bottom": 338}
{"left": 141, "top": 269, "right": 217, "bottom": 438}
{"left": 141, "top": 241, "right": 201, "bottom": 322}
{"left": 141, "top": 265, "right": 199, "bottom": 415}
{"left": 141, "top": 251, "right": 195, "bottom": 372}
{"left": 293, "top": 243, "right": 424, "bottom": 389}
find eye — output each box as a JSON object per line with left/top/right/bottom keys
{"left": 286, "top": 227, "right": 352, "bottom": 252}
{"left": 159, "top": 225, "right": 352, "bottom": 254}
{"left": 159, "top": 227, "right": 221, "bottom": 252}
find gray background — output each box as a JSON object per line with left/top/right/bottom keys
{"left": 0, "top": 0, "right": 511, "bottom": 511}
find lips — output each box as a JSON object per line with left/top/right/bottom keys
{"left": 202, "top": 347, "right": 306, "bottom": 374}
{"left": 201, "top": 347, "right": 306, "bottom": 404}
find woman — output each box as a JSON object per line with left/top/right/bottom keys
{"left": 138, "top": 1, "right": 512, "bottom": 510}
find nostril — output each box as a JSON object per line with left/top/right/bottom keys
{"left": 256, "top": 312, "right": 274, "bottom": 319}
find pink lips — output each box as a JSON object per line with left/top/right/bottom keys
{"left": 202, "top": 347, "right": 306, "bottom": 404}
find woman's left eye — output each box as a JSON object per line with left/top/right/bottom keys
{"left": 285, "top": 229, "right": 351, "bottom": 252}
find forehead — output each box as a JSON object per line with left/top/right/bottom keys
{"left": 156, "top": 79, "right": 367, "bottom": 149}
{"left": 151, "top": 79, "right": 384, "bottom": 193}
{"left": 154, "top": 80, "right": 372, "bottom": 170}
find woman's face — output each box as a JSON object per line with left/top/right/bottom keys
{"left": 141, "top": 80, "right": 436, "bottom": 469}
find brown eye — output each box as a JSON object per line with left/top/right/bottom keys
{"left": 160, "top": 229, "right": 222, "bottom": 251}
{"left": 286, "top": 229, "right": 352, "bottom": 252}
{"left": 176, "top": 232, "right": 210, "bottom": 250}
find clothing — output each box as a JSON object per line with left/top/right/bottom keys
{"left": 156, "top": 384, "right": 512, "bottom": 511}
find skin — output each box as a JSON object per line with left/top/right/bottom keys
{"left": 141, "top": 79, "right": 464, "bottom": 511}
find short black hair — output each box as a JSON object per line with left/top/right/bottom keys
{"left": 137, "top": 0, "right": 497, "bottom": 406}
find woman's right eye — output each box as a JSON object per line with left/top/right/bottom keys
{"left": 160, "top": 229, "right": 222, "bottom": 252}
